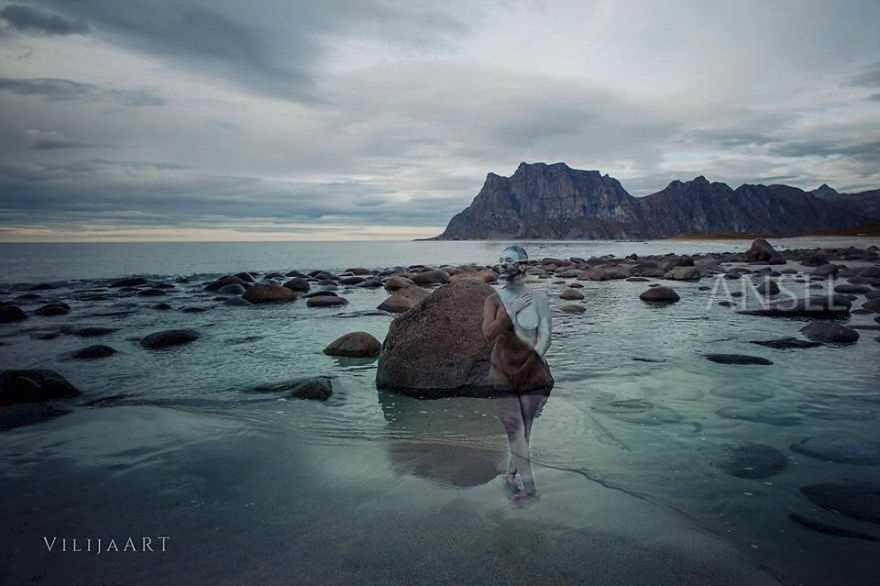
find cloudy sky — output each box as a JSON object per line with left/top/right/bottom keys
{"left": 0, "top": 0, "right": 879, "bottom": 241}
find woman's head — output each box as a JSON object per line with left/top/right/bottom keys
{"left": 499, "top": 245, "right": 528, "bottom": 281}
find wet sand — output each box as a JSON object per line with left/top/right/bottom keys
{"left": 0, "top": 406, "right": 780, "bottom": 586}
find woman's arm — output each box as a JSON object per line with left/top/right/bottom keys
{"left": 481, "top": 295, "right": 509, "bottom": 342}
{"left": 533, "top": 292, "right": 552, "bottom": 357}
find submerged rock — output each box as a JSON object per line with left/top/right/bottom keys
{"left": 289, "top": 377, "right": 333, "bottom": 400}
{"left": 0, "top": 369, "right": 81, "bottom": 402}
{"left": 65, "top": 326, "right": 118, "bottom": 338}
{"left": 560, "top": 304, "right": 586, "bottom": 314}
{"left": 800, "top": 321, "right": 859, "bottom": 344}
{"left": 715, "top": 443, "right": 787, "bottom": 479}
{"left": 801, "top": 483, "right": 880, "bottom": 525}
{"left": 750, "top": 337, "right": 822, "bottom": 349}
{"left": 789, "top": 513, "right": 880, "bottom": 542}
{"left": 560, "top": 287, "right": 584, "bottom": 300}
{"left": 34, "top": 302, "right": 70, "bottom": 316}
{"left": 705, "top": 354, "right": 773, "bottom": 365}
{"left": 71, "top": 344, "right": 116, "bottom": 360}
{"left": 323, "top": 331, "right": 382, "bottom": 358}
{"left": 251, "top": 376, "right": 333, "bottom": 400}
{"left": 0, "top": 304, "right": 28, "bottom": 323}
{"left": 639, "top": 287, "right": 680, "bottom": 303}
{"left": 717, "top": 406, "right": 801, "bottom": 426}
{"left": 0, "top": 403, "right": 72, "bottom": 431}
{"left": 738, "top": 294, "right": 851, "bottom": 318}
{"left": 140, "top": 329, "right": 200, "bottom": 350}
{"left": 110, "top": 277, "right": 148, "bottom": 288}
{"left": 791, "top": 436, "right": 880, "bottom": 465}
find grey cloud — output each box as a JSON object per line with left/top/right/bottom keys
{"left": 25, "top": 129, "right": 87, "bottom": 150}
{"left": 0, "top": 77, "right": 163, "bottom": 106}
{"left": 0, "top": 159, "right": 459, "bottom": 229}
{"left": 770, "top": 139, "right": 880, "bottom": 162}
{"left": 869, "top": 93, "right": 880, "bottom": 101}
{"left": 850, "top": 63, "right": 880, "bottom": 88}
{"left": 31, "top": 0, "right": 469, "bottom": 101}
{"left": 0, "top": 3, "right": 88, "bottom": 35}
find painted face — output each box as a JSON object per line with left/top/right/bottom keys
{"left": 499, "top": 246, "right": 528, "bottom": 280}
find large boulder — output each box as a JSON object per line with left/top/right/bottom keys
{"left": 141, "top": 329, "right": 200, "bottom": 350}
{"left": 745, "top": 239, "right": 777, "bottom": 263}
{"left": 0, "top": 369, "right": 80, "bottom": 403}
{"left": 324, "top": 331, "right": 382, "bottom": 357}
{"left": 242, "top": 283, "right": 296, "bottom": 304}
{"left": 800, "top": 321, "right": 860, "bottom": 344}
{"left": 376, "top": 280, "right": 497, "bottom": 396}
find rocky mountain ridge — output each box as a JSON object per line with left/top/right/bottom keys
{"left": 434, "top": 162, "right": 880, "bottom": 239}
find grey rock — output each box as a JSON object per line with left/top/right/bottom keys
{"left": 0, "top": 369, "right": 80, "bottom": 402}
{"left": 324, "top": 331, "right": 382, "bottom": 357}
{"left": 141, "top": 329, "right": 200, "bottom": 349}
{"left": 800, "top": 321, "right": 859, "bottom": 344}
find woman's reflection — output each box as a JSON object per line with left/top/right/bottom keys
{"left": 482, "top": 246, "right": 554, "bottom": 502}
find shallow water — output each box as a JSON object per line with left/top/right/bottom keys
{"left": 1, "top": 238, "right": 880, "bottom": 585}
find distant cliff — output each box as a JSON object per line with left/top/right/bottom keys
{"left": 433, "top": 162, "right": 880, "bottom": 239}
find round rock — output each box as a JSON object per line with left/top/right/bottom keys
{"left": 140, "top": 329, "right": 200, "bottom": 350}
{"left": 639, "top": 287, "right": 680, "bottom": 303}
{"left": 800, "top": 321, "right": 859, "bottom": 344}
{"left": 323, "top": 331, "right": 382, "bottom": 358}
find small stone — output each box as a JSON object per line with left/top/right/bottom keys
{"left": 559, "top": 287, "right": 584, "bottom": 300}
{"left": 35, "top": 303, "right": 70, "bottom": 316}
{"left": 705, "top": 354, "right": 773, "bottom": 365}
{"left": 72, "top": 345, "right": 116, "bottom": 360}
{"left": 140, "top": 329, "right": 200, "bottom": 349}
{"left": 307, "top": 295, "right": 349, "bottom": 307}
{"left": 639, "top": 287, "right": 680, "bottom": 303}
{"left": 324, "top": 331, "right": 382, "bottom": 357}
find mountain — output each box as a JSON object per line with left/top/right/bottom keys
{"left": 433, "top": 162, "right": 880, "bottom": 240}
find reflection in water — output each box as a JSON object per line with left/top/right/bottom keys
{"left": 495, "top": 389, "right": 552, "bottom": 501}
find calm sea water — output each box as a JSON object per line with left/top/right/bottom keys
{"left": 2, "top": 236, "right": 877, "bottom": 283}
{"left": 1, "top": 237, "right": 879, "bottom": 585}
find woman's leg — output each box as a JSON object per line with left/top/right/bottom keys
{"left": 495, "top": 393, "right": 528, "bottom": 490}
{"left": 515, "top": 391, "right": 550, "bottom": 496}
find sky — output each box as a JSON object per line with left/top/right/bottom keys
{"left": 0, "top": 0, "right": 879, "bottom": 242}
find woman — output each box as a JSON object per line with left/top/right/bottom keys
{"left": 481, "top": 245, "right": 553, "bottom": 501}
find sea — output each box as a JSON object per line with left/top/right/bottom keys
{"left": 1, "top": 237, "right": 879, "bottom": 585}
